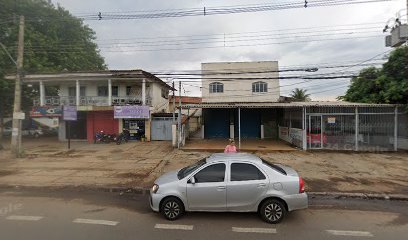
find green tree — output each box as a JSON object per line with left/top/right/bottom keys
{"left": 290, "top": 88, "right": 311, "bottom": 102}
{"left": 339, "top": 47, "right": 408, "bottom": 104}
{"left": 0, "top": 0, "right": 106, "bottom": 145}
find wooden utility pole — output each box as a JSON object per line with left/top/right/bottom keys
{"left": 10, "top": 16, "right": 25, "bottom": 157}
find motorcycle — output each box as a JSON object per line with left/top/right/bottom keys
{"left": 94, "top": 132, "right": 116, "bottom": 144}
{"left": 116, "top": 129, "right": 130, "bottom": 145}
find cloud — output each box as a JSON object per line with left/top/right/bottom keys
{"left": 52, "top": 0, "right": 405, "bottom": 99}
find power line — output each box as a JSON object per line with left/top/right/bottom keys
{"left": 72, "top": 0, "right": 393, "bottom": 21}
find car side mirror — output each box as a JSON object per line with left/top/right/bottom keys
{"left": 189, "top": 177, "right": 196, "bottom": 184}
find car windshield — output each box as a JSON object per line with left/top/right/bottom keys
{"left": 177, "top": 158, "right": 206, "bottom": 179}
{"left": 261, "top": 159, "right": 287, "bottom": 175}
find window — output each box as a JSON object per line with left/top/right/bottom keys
{"left": 261, "top": 160, "right": 287, "bottom": 175}
{"left": 194, "top": 163, "right": 225, "bottom": 183}
{"left": 80, "top": 86, "right": 86, "bottom": 96}
{"left": 112, "top": 86, "right": 119, "bottom": 97}
{"left": 209, "top": 82, "right": 224, "bottom": 93}
{"left": 252, "top": 81, "right": 268, "bottom": 93}
{"left": 98, "top": 86, "right": 108, "bottom": 96}
{"left": 230, "top": 163, "right": 266, "bottom": 181}
{"left": 69, "top": 86, "right": 86, "bottom": 96}
{"left": 126, "top": 86, "right": 132, "bottom": 96}
{"left": 161, "top": 88, "right": 168, "bottom": 99}
{"left": 68, "top": 87, "right": 76, "bottom": 97}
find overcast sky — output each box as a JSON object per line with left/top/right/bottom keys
{"left": 52, "top": 0, "right": 406, "bottom": 100}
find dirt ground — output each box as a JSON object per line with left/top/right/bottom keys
{"left": 157, "top": 150, "right": 408, "bottom": 195}
{"left": 1, "top": 137, "right": 407, "bottom": 194}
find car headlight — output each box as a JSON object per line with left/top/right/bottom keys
{"left": 151, "top": 184, "right": 159, "bottom": 194}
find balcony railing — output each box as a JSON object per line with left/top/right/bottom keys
{"left": 33, "top": 96, "right": 152, "bottom": 107}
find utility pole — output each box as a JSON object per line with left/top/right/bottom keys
{"left": 10, "top": 16, "right": 25, "bottom": 157}
{"left": 178, "top": 81, "right": 182, "bottom": 148}
{"left": 172, "top": 81, "right": 175, "bottom": 123}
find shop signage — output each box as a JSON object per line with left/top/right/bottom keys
{"left": 63, "top": 106, "right": 77, "bottom": 121}
{"left": 327, "top": 117, "right": 336, "bottom": 124}
{"left": 114, "top": 106, "right": 150, "bottom": 119}
{"left": 30, "top": 106, "right": 62, "bottom": 117}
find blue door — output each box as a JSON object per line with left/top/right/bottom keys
{"left": 204, "top": 109, "right": 230, "bottom": 138}
{"left": 235, "top": 109, "right": 260, "bottom": 138}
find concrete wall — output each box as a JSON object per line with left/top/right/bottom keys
{"left": 202, "top": 61, "right": 280, "bottom": 103}
{"left": 150, "top": 83, "right": 168, "bottom": 112}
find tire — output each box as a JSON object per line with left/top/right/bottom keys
{"left": 259, "top": 199, "right": 286, "bottom": 224}
{"left": 160, "top": 197, "right": 184, "bottom": 221}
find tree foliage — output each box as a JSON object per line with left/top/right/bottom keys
{"left": 290, "top": 88, "right": 311, "bottom": 102}
{"left": 339, "top": 47, "right": 408, "bottom": 104}
{"left": 0, "top": 0, "right": 106, "bottom": 117}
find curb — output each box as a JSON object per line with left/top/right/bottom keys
{"left": 1, "top": 185, "right": 407, "bottom": 201}
{"left": 308, "top": 191, "right": 408, "bottom": 201}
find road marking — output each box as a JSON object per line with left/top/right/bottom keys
{"left": 154, "top": 224, "right": 194, "bottom": 230}
{"left": 6, "top": 215, "right": 43, "bottom": 221}
{"left": 73, "top": 218, "right": 119, "bottom": 226}
{"left": 326, "top": 230, "right": 374, "bottom": 237}
{"left": 232, "top": 227, "right": 277, "bottom": 234}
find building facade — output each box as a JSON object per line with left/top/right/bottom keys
{"left": 15, "top": 70, "right": 173, "bottom": 142}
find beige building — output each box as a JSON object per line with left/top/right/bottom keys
{"left": 202, "top": 61, "right": 280, "bottom": 103}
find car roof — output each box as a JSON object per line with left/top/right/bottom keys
{"left": 206, "top": 153, "right": 262, "bottom": 164}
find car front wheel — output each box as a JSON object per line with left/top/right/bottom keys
{"left": 259, "top": 199, "right": 286, "bottom": 224}
{"left": 161, "top": 197, "right": 184, "bottom": 221}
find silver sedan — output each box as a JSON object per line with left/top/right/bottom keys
{"left": 150, "top": 153, "right": 307, "bottom": 223}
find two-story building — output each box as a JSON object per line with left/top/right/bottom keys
{"left": 201, "top": 61, "right": 280, "bottom": 139}
{"left": 15, "top": 70, "right": 173, "bottom": 143}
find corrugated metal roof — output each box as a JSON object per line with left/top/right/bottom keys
{"left": 183, "top": 101, "right": 398, "bottom": 108}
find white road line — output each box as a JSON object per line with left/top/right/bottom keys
{"left": 326, "top": 230, "right": 374, "bottom": 237}
{"left": 154, "top": 224, "right": 194, "bottom": 231}
{"left": 6, "top": 215, "right": 43, "bottom": 221}
{"left": 73, "top": 218, "right": 119, "bottom": 226}
{"left": 232, "top": 227, "right": 277, "bottom": 234}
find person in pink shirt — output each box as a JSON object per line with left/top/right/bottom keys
{"left": 224, "top": 139, "right": 237, "bottom": 153}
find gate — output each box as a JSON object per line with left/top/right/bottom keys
{"left": 308, "top": 115, "right": 323, "bottom": 149}
{"left": 151, "top": 117, "right": 173, "bottom": 141}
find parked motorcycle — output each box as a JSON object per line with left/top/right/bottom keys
{"left": 94, "top": 131, "right": 117, "bottom": 144}
{"left": 116, "top": 129, "right": 130, "bottom": 145}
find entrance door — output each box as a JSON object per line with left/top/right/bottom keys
{"left": 308, "top": 115, "right": 323, "bottom": 149}
{"left": 151, "top": 117, "right": 172, "bottom": 141}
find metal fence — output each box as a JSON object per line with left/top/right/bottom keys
{"left": 279, "top": 105, "right": 407, "bottom": 152}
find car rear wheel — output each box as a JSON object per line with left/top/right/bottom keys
{"left": 259, "top": 199, "right": 286, "bottom": 224}
{"left": 161, "top": 197, "right": 184, "bottom": 221}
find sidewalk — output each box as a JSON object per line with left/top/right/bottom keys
{"left": 0, "top": 138, "right": 407, "bottom": 197}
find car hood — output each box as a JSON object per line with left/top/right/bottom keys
{"left": 154, "top": 170, "right": 179, "bottom": 185}
{"left": 276, "top": 164, "right": 299, "bottom": 177}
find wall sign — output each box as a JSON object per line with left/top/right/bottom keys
{"left": 63, "top": 106, "right": 77, "bottom": 121}
{"left": 30, "top": 106, "right": 62, "bottom": 117}
{"left": 114, "top": 106, "right": 150, "bottom": 119}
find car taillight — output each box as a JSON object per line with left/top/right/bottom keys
{"left": 299, "top": 177, "right": 305, "bottom": 193}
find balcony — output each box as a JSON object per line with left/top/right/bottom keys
{"left": 33, "top": 96, "right": 152, "bottom": 107}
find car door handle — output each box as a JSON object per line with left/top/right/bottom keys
{"left": 217, "top": 186, "right": 226, "bottom": 191}
{"left": 258, "top": 183, "right": 267, "bottom": 188}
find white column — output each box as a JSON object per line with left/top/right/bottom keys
{"left": 108, "top": 79, "right": 112, "bottom": 106}
{"left": 394, "top": 106, "right": 398, "bottom": 151}
{"left": 142, "top": 78, "right": 146, "bottom": 105}
{"left": 230, "top": 124, "right": 234, "bottom": 139}
{"left": 238, "top": 107, "right": 241, "bottom": 149}
{"left": 201, "top": 125, "right": 205, "bottom": 139}
{"left": 75, "top": 80, "right": 80, "bottom": 106}
{"left": 261, "top": 124, "right": 264, "bottom": 139}
{"left": 39, "top": 81, "right": 45, "bottom": 106}
{"left": 302, "top": 107, "right": 307, "bottom": 150}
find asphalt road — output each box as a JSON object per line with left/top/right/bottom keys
{"left": 0, "top": 189, "right": 407, "bottom": 240}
